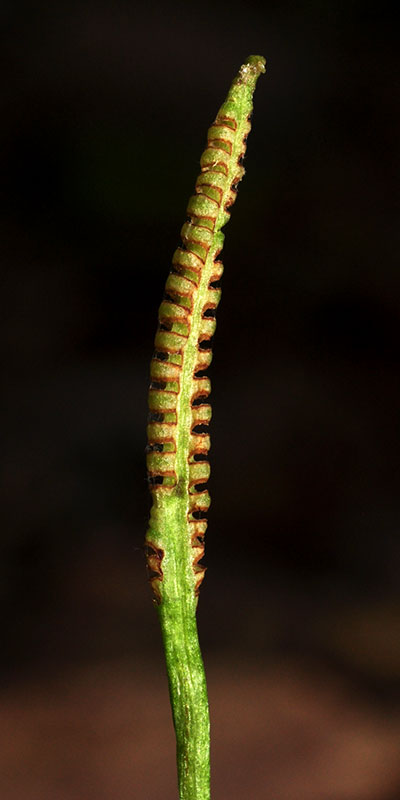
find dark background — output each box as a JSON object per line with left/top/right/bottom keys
{"left": 1, "top": 2, "right": 399, "bottom": 798}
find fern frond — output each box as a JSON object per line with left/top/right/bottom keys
{"left": 145, "top": 55, "right": 265, "bottom": 800}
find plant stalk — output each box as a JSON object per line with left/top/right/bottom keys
{"left": 146, "top": 55, "right": 265, "bottom": 799}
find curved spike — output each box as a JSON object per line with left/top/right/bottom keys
{"left": 144, "top": 55, "right": 265, "bottom": 800}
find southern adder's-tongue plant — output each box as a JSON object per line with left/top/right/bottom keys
{"left": 145, "top": 55, "right": 265, "bottom": 800}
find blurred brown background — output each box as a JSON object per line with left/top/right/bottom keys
{"left": 1, "top": 1, "right": 399, "bottom": 798}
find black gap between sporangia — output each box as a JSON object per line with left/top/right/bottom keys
{"left": 192, "top": 395, "right": 209, "bottom": 406}
{"left": 193, "top": 482, "right": 208, "bottom": 493}
{"left": 192, "top": 510, "right": 207, "bottom": 520}
{"left": 192, "top": 423, "right": 209, "bottom": 434}
{"left": 164, "top": 292, "right": 178, "bottom": 304}
{"left": 146, "top": 442, "right": 164, "bottom": 453}
{"left": 193, "top": 453, "right": 209, "bottom": 462}
{"left": 144, "top": 543, "right": 163, "bottom": 559}
{"left": 148, "top": 411, "right": 164, "bottom": 423}
{"left": 148, "top": 475, "right": 164, "bottom": 485}
{"left": 147, "top": 568, "right": 162, "bottom": 580}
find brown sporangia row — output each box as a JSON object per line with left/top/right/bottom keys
{"left": 146, "top": 107, "right": 253, "bottom": 600}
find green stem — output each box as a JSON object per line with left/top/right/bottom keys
{"left": 146, "top": 56, "right": 265, "bottom": 800}
{"left": 159, "top": 593, "right": 209, "bottom": 797}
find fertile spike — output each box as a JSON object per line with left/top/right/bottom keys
{"left": 145, "top": 56, "right": 265, "bottom": 800}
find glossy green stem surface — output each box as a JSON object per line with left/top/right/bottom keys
{"left": 146, "top": 55, "right": 265, "bottom": 800}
